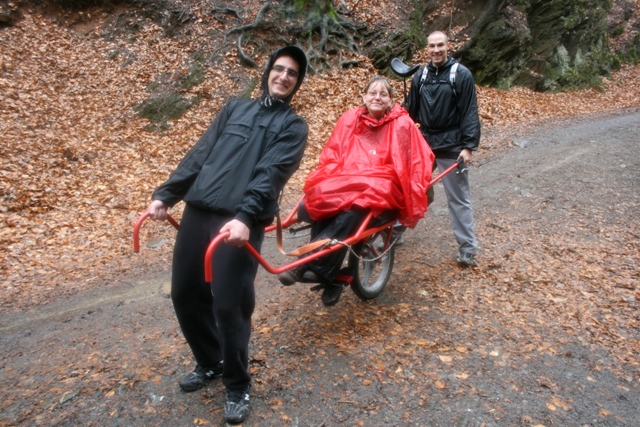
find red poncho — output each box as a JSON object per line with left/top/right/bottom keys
{"left": 304, "top": 104, "right": 435, "bottom": 228}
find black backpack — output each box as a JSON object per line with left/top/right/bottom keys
{"left": 419, "top": 62, "right": 459, "bottom": 98}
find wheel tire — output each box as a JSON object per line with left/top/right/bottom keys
{"left": 348, "top": 231, "right": 395, "bottom": 300}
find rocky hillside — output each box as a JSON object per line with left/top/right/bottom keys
{"left": 3, "top": 0, "right": 639, "bottom": 90}
{"left": 443, "top": 0, "right": 639, "bottom": 90}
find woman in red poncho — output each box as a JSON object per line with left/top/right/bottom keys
{"left": 279, "top": 76, "right": 435, "bottom": 305}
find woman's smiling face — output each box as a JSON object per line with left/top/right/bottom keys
{"left": 362, "top": 81, "right": 392, "bottom": 119}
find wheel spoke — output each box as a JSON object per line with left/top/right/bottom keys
{"left": 348, "top": 229, "right": 395, "bottom": 300}
{"left": 362, "top": 261, "right": 373, "bottom": 286}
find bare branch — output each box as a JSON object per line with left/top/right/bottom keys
{"left": 225, "top": 2, "right": 272, "bottom": 36}
{"left": 336, "top": 0, "right": 364, "bottom": 16}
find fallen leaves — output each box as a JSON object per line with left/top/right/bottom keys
{"left": 548, "top": 396, "right": 572, "bottom": 412}
{"left": 0, "top": 3, "right": 639, "bottom": 425}
{"left": 2, "top": 5, "right": 640, "bottom": 314}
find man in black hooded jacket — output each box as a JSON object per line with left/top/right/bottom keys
{"left": 146, "top": 46, "right": 308, "bottom": 424}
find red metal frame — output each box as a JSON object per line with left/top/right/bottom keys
{"left": 429, "top": 158, "right": 463, "bottom": 187}
{"left": 203, "top": 210, "right": 394, "bottom": 282}
{"left": 133, "top": 211, "right": 179, "bottom": 253}
{"left": 133, "top": 159, "right": 464, "bottom": 282}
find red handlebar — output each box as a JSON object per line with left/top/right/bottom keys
{"left": 427, "top": 157, "right": 464, "bottom": 188}
{"left": 203, "top": 231, "right": 230, "bottom": 282}
{"left": 133, "top": 211, "right": 179, "bottom": 253}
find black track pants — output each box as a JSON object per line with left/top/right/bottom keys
{"left": 171, "top": 204, "right": 263, "bottom": 391}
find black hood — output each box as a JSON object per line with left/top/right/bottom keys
{"left": 261, "top": 46, "right": 308, "bottom": 104}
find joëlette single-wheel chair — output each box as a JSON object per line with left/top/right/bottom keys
{"left": 133, "top": 159, "right": 463, "bottom": 301}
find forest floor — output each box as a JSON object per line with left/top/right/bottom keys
{"left": 1, "top": 2, "right": 640, "bottom": 427}
{"left": 1, "top": 109, "right": 639, "bottom": 427}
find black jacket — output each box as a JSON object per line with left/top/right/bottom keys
{"left": 152, "top": 46, "right": 309, "bottom": 228}
{"left": 152, "top": 98, "right": 308, "bottom": 227}
{"left": 406, "top": 57, "right": 480, "bottom": 156}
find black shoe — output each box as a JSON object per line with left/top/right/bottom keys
{"left": 224, "top": 386, "right": 251, "bottom": 424}
{"left": 457, "top": 253, "right": 475, "bottom": 267}
{"left": 392, "top": 226, "right": 406, "bottom": 246}
{"left": 179, "top": 363, "right": 223, "bottom": 392}
{"left": 278, "top": 268, "right": 321, "bottom": 286}
{"left": 375, "top": 227, "right": 405, "bottom": 251}
{"left": 321, "top": 283, "right": 344, "bottom": 306}
{"left": 278, "top": 268, "right": 302, "bottom": 286}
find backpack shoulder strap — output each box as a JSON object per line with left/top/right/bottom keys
{"left": 419, "top": 65, "right": 429, "bottom": 89}
{"left": 449, "top": 62, "right": 459, "bottom": 99}
{"left": 419, "top": 63, "right": 459, "bottom": 95}
{"left": 449, "top": 62, "right": 459, "bottom": 84}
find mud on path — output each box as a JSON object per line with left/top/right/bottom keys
{"left": 1, "top": 111, "right": 639, "bottom": 426}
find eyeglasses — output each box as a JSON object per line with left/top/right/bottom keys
{"left": 272, "top": 64, "right": 299, "bottom": 79}
{"left": 365, "top": 91, "right": 390, "bottom": 99}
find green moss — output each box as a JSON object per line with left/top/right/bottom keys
{"left": 134, "top": 50, "right": 210, "bottom": 131}
{"left": 561, "top": 8, "right": 588, "bottom": 30}
{"left": 294, "top": 0, "right": 337, "bottom": 18}
{"left": 407, "top": 0, "right": 426, "bottom": 49}
{"left": 146, "top": 81, "right": 159, "bottom": 92}
{"left": 615, "top": 35, "right": 639, "bottom": 66}
{"left": 181, "top": 61, "right": 205, "bottom": 90}
{"left": 611, "top": 26, "right": 625, "bottom": 38}
{"left": 238, "top": 78, "right": 258, "bottom": 100}
{"left": 555, "top": 40, "right": 614, "bottom": 91}
{"left": 135, "top": 92, "right": 199, "bottom": 126}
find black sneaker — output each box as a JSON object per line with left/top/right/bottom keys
{"left": 224, "top": 387, "right": 251, "bottom": 424}
{"left": 321, "top": 283, "right": 344, "bottom": 306}
{"left": 179, "top": 363, "right": 223, "bottom": 392}
{"left": 278, "top": 268, "right": 321, "bottom": 286}
{"left": 278, "top": 268, "right": 302, "bottom": 286}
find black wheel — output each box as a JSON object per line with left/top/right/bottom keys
{"left": 348, "top": 230, "right": 395, "bottom": 300}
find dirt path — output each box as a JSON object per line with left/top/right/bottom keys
{"left": 1, "top": 111, "right": 639, "bottom": 426}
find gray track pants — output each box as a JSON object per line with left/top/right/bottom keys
{"left": 435, "top": 157, "right": 477, "bottom": 256}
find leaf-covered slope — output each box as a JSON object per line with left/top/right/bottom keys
{"left": 0, "top": 1, "right": 639, "bottom": 310}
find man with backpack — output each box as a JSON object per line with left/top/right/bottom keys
{"left": 406, "top": 31, "right": 481, "bottom": 266}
